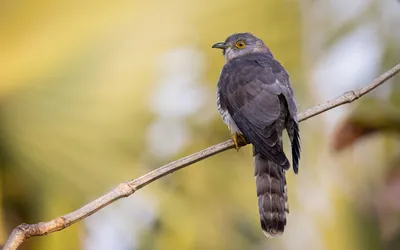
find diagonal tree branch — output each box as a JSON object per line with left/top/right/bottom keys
{"left": 3, "top": 63, "right": 400, "bottom": 250}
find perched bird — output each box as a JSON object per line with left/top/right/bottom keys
{"left": 212, "top": 33, "right": 301, "bottom": 237}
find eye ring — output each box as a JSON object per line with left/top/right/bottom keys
{"left": 235, "top": 41, "right": 246, "bottom": 49}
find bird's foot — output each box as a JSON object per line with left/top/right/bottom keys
{"left": 233, "top": 134, "right": 247, "bottom": 151}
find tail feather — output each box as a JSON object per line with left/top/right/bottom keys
{"left": 289, "top": 120, "right": 301, "bottom": 174}
{"left": 254, "top": 146, "right": 288, "bottom": 237}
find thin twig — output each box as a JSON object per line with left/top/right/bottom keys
{"left": 3, "top": 63, "right": 400, "bottom": 250}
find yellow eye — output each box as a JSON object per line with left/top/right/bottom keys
{"left": 235, "top": 41, "right": 246, "bottom": 49}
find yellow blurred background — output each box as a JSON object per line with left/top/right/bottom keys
{"left": 1, "top": 1, "right": 400, "bottom": 249}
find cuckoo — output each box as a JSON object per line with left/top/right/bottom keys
{"left": 212, "top": 33, "right": 301, "bottom": 237}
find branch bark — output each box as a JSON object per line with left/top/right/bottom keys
{"left": 3, "top": 63, "right": 400, "bottom": 250}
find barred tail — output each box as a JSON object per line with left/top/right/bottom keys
{"left": 253, "top": 146, "right": 289, "bottom": 237}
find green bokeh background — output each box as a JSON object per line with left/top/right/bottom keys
{"left": 1, "top": 1, "right": 400, "bottom": 250}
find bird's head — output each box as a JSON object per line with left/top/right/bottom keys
{"left": 212, "top": 33, "right": 270, "bottom": 61}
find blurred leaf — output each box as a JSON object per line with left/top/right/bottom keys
{"left": 332, "top": 98, "right": 400, "bottom": 151}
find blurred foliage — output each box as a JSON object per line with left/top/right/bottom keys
{"left": 332, "top": 97, "right": 400, "bottom": 151}
{"left": 331, "top": 96, "right": 400, "bottom": 250}
{"left": 0, "top": 1, "right": 399, "bottom": 250}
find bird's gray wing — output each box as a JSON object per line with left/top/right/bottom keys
{"left": 218, "top": 53, "right": 298, "bottom": 170}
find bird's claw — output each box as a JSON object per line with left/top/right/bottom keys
{"left": 233, "top": 134, "right": 246, "bottom": 151}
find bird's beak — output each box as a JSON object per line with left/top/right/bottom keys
{"left": 212, "top": 42, "right": 228, "bottom": 49}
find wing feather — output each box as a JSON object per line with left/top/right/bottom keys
{"left": 218, "top": 53, "right": 299, "bottom": 170}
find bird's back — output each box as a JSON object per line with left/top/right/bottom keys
{"left": 213, "top": 33, "right": 300, "bottom": 237}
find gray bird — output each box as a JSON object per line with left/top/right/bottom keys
{"left": 212, "top": 33, "right": 301, "bottom": 237}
